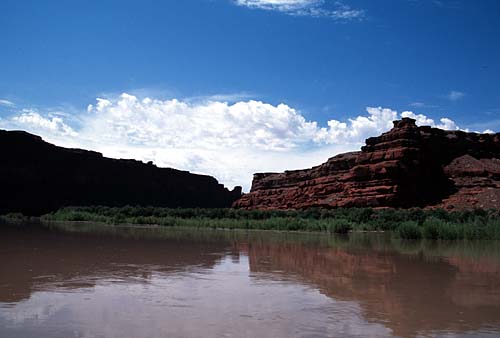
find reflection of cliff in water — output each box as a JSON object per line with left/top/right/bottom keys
{"left": 233, "top": 237, "right": 500, "bottom": 338}
{"left": 0, "top": 226, "right": 228, "bottom": 303}
{"left": 2, "top": 224, "right": 500, "bottom": 338}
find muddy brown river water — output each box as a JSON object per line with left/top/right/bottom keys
{"left": 1, "top": 222, "right": 500, "bottom": 338}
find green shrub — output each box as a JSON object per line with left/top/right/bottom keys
{"left": 327, "top": 219, "right": 353, "bottom": 234}
{"left": 422, "top": 217, "right": 441, "bottom": 240}
{"left": 437, "top": 222, "right": 461, "bottom": 240}
{"left": 398, "top": 221, "right": 422, "bottom": 239}
{"left": 463, "top": 220, "right": 486, "bottom": 240}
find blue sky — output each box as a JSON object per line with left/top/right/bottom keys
{"left": 1, "top": 0, "right": 499, "bottom": 189}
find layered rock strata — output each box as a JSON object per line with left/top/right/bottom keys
{"left": 234, "top": 118, "right": 500, "bottom": 210}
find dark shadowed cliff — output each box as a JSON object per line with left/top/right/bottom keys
{"left": 0, "top": 130, "right": 242, "bottom": 215}
{"left": 234, "top": 118, "right": 500, "bottom": 210}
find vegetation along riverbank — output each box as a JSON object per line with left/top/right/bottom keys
{"left": 3, "top": 206, "right": 500, "bottom": 240}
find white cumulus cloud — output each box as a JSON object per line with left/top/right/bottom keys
{"left": 1, "top": 93, "right": 465, "bottom": 190}
{"left": 401, "top": 111, "right": 459, "bottom": 130}
{"left": 315, "top": 107, "right": 398, "bottom": 144}
{"left": 83, "top": 93, "right": 318, "bottom": 151}
{"left": 10, "top": 109, "right": 78, "bottom": 137}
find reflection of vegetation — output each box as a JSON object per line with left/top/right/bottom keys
{"left": 34, "top": 221, "right": 500, "bottom": 262}
{"left": 43, "top": 221, "right": 239, "bottom": 243}
{"left": 393, "top": 237, "right": 500, "bottom": 260}
{"left": 27, "top": 206, "right": 500, "bottom": 240}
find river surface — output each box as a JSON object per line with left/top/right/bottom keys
{"left": 1, "top": 222, "right": 500, "bottom": 338}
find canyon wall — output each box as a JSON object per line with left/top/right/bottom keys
{"left": 234, "top": 118, "right": 500, "bottom": 210}
{"left": 0, "top": 130, "right": 242, "bottom": 215}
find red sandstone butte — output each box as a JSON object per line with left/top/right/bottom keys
{"left": 233, "top": 118, "right": 500, "bottom": 210}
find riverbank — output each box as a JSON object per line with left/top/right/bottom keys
{"left": 3, "top": 206, "right": 500, "bottom": 240}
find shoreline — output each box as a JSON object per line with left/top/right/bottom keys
{"left": 2, "top": 206, "right": 500, "bottom": 240}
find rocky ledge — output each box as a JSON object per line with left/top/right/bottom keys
{"left": 234, "top": 118, "right": 500, "bottom": 210}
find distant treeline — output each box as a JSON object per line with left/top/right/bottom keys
{"left": 6, "top": 206, "right": 496, "bottom": 240}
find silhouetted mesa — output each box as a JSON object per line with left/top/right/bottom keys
{"left": 234, "top": 118, "right": 500, "bottom": 210}
{"left": 0, "top": 130, "right": 242, "bottom": 215}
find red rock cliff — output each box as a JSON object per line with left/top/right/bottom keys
{"left": 234, "top": 118, "right": 500, "bottom": 210}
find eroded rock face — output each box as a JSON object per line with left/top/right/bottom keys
{"left": 0, "top": 130, "right": 242, "bottom": 215}
{"left": 234, "top": 118, "right": 500, "bottom": 210}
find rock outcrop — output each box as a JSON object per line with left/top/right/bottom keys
{"left": 0, "top": 130, "right": 242, "bottom": 215}
{"left": 234, "top": 118, "right": 500, "bottom": 210}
